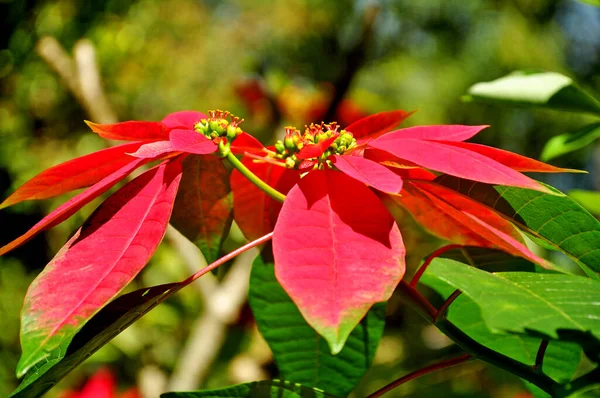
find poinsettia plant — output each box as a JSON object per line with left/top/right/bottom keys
{"left": 3, "top": 109, "right": 600, "bottom": 398}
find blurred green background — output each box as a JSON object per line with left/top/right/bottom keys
{"left": 1, "top": 0, "right": 599, "bottom": 396}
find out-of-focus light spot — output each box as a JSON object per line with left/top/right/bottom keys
{"left": 116, "top": 24, "right": 146, "bottom": 53}
{"left": 0, "top": 50, "right": 14, "bottom": 78}
{"left": 35, "top": 3, "right": 65, "bottom": 37}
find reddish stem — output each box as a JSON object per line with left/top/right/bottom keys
{"left": 434, "top": 289, "right": 463, "bottom": 324}
{"left": 534, "top": 340, "right": 549, "bottom": 371}
{"left": 367, "top": 353, "right": 473, "bottom": 398}
{"left": 410, "top": 244, "right": 462, "bottom": 288}
{"left": 182, "top": 232, "right": 273, "bottom": 285}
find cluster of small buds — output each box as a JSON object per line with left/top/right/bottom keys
{"left": 273, "top": 122, "right": 357, "bottom": 169}
{"left": 194, "top": 110, "right": 244, "bottom": 141}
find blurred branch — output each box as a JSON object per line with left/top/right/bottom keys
{"left": 36, "top": 35, "right": 255, "bottom": 397}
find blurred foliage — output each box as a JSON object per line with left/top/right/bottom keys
{"left": 1, "top": 0, "right": 599, "bottom": 397}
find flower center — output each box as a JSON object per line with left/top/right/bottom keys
{"left": 272, "top": 122, "right": 357, "bottom": 170}
{"left": 194, "top": 110, "right": 244, "bottom": 141}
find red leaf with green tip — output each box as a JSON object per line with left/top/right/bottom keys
{"left": 0, "top": 158, "right": 148, "bottom": 256}
{"left": 296, "top": 135, "right": 338, "bottom": 160}
{"left": 273, "top": 170, "right": 405, "bottom": 353}
{"left": 379, "top": 125, "right": 488, "bottom": 142}
{"left": 345, "top": 110, "right": 414, "bottom": 142}
{"left": 85, "top": 121, "right": 169, "bottom": 142}
{"left": 330, "top": 154, "right": 403, "bottom": 194}
{"left": 230, "top": 132, "right": 267, "bottom": 155}
{"left": 0, "top": 143, "right": 143, "bottom": 209}
{"left": 169, "top": 129, "right": 217, "bottom": 154}
{"left": 17, "top": 159, "right": 182, "bottom": 377}
{"left": 170, "top": 155, "right": 233, "bottom": 263}
{"left": 369, "top": 138, "right": 550, "bottom": 193}
{"left": 230, "top": 159, "right": 299, "bottom": 241}
{"left": 397, "top": 181, "right": 555, "bottom": 269}
{"left": 437, "top": 141, "right": 586, "bottom": 173}
{"left": 161, "top": 111, "right": 206, "bottom": 129}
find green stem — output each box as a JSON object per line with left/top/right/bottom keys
{"left": 224, "top": 150, "right": 286, "bottom": 203}
{"left": 398, "top": 281, "right": 561, "bottom": 396}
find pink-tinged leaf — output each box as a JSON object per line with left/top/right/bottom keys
{"left": 330, "top": 155, "right": 403, "bottom": 194}
{"left": 230, "top": 158, "right": 299, "bottom": 241}
{"left": 0, "top": 158, "right": 148, "bottom": 256}
{"left": 169, "top": 129, "right": 217, "bottom": 155}
{"left": 0, "top": 143, "right": 143, "bottom": 210}
{"left": 170, "top": 155, "right": 233, "bottom": 263}
{"left": 127, "top": 141, "right": 176, "bottom": 159}
{"left": 437, "top": 141, "right": 586, "bottom": 173}
{"left": 85, "top": 121, "right": 170, "bottom": 142}
{"left": 161, "top": 111, "right": 206, "bottom": 129}
{"left": 273, "top": 170, "right": 405, "bottom": 353}
{"left": 396, "top": 181, "right": 554, "bottom": 269}
{"left": 17, "top": 159, "right": 183, "bottom": 376}
{"left": 345, "top": 110, "right": 414, "bottom": 142}
{"left": 230, "top": 132, "right": 267, "bottom": 155}
{"left": 296, "top": 135, "right": 338, "bottom": 160}
{"left": 369, "top": 138, "right": 551, "bottom": 193}
{"left": 363, "top": 148, "right": 437, "bottom": 180}
{"left": 375, "top": 125, "right": 488, "bottom": 142}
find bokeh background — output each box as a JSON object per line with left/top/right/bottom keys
{"left": 1, "top": 0, "right": 600, "bottom": 397}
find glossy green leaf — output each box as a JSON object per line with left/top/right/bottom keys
{"left": 541, "top": 123, "right": 600, "bottom": 161}
{"left": 435, "top": 176, "right": 600, "bottom": 278}
{"left": 464, "top": 71, "right": 600, "bottom": 114}
{"left": 10, "top": 282, "right": 187, "bottom": 398}
{"left": 422, "top": 267, "right": 581, "bottom": 386}
{"left": 161, "top": 380, "right": 338, "bottom": 398}
{"left": 569, "top": 190, "right": 600, "bottom": 216}
{"left": 249, "top": 252, "right": 386, "bottom": 397}
{"left": 426, "top": 258, "right": 600, "bottom": 346}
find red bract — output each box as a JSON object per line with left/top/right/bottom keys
{"left": 230, "top": 110, "right": 577, "bottom": 352}
{"left": 0, "top": 110, "right": 236, "bottom": 377}
{"left": 59, "top": 368, "right": 141, "bottom": 398}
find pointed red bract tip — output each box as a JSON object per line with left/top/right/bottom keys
{"left": 85, "top": 120, "right": 170, "bottom": 142}
{"left": 346, "top": 109, "right": 416, "bottom": 142}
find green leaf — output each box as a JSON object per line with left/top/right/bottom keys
{"left": 577, "top": 0, "right": 600, "bottom": 6}
{"left": 464, "top": 71, "right": 600, "bottom": 115}
{"left": 161, "top": 380, "right": 339, "bottom": 398}
{"left": 9, "top": 282, "right": 187, "bottom": 398}
{"left": 541, "top": 123, "right": 600, "bottom": 161}
{"left": 435, "top": 176, "right": 600, "bottom": 279}
{"left": 422, "top": 267, "right": 581, "bottom": 386}
{"left": 170, "top": 155, "right": 233, "bottom": 264}
{"left": 426, "top": 258, "right": 600, "bottom": 349}
{"left": 249, "top": 252, "right": 386, "bottom": 397}
{"left": 569, "top": 190, "right": 600, "bottom": 216}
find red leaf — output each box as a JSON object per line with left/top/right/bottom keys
{"left": 438, "top": 141, "right": 586, "bottom": 173}
{"left": 376, "top": 125, "right": 488, "bottom": 142}
{"left": 60, "top": 368, "right": 116, "bottom": 398}
{"left": 230, "top": 159, "right": 299, "bottom": 241}
{"left": 169, "top": 129, "right": 217, "bottom": 154}
{"left": 396, "top": 181, "right": 554, "bottom": 269}
{"left": 363, "top": 148, "right": 437, "bottom": 180}
{"left": 0, "top": 143, "right": 143, "bottom": 209}
{"left": 170, "top": 155, "right": 233, "bottom": 263}
{"left": 296, "top": 135, "right": 338, "bottom": 160}
{"left": 85, "top": 121, "right": 170, "bottom": 142}
{"left": 330, "top": 154, "right": 403, "bottom": 194}
{"left": 127, "top": 141, "right": 176, "bottom": 159}
{"left": 368, "top": 138, "right": 551, "bottom": 193}
{"left": 17, "top": 159, "right": 183, "bottom": 376}
{"left": 0, "top": 158, "right": 148, "bottom": 256}
{"left": 345, "top": 110, "right": 414, "bottom": 141}
{"left": 161, "top": 111, "right": 206, "bottom": 129}
{"left": 230, "top": 132, "right": 267, "bottom": 155}
{"left": 273, "top": 170, "right": 405, "bottom": 353}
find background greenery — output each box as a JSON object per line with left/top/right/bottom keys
{"left": 1, "top": 0, "right": 599, "bottom": 396}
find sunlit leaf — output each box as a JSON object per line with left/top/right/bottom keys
{"left": 345, "top": 109, "right": 414, "bottom": 142}
{"left": 541, "top": 123, "right": 600, "bottom": 161}
{"left": 376, "top": 125, "right": 488, "bottom": 142}
{"left": 249, "top": 252, "right": 385, "bottom": 397}
{"left": 169, "top": 129, "right": 217, "bottom": 155}
{"left": 273, "top": 170, "right": 405, "bottom": 353}
{"left": 464, "top": 71, "right": 600, "bottom": 114}
{"left": 85, "top": 120, "right": 170, "bottom": 141}
{"left": 0, "top": 143, "right": 143, "bottom": 209}
{"left": 161, "top": 111, "right": 206, "bottom": 129}
{"left": 331, "top": 155, "right": 403, "bottom": 194}
{"left": 17, "top": 160, "right": 183, "bottom": 377}
{"left": 569, "top": 190, "right": 600, "bottom": 216}
{"left": 170, "top": 155, "right": 233, "bottom": 263}
{"left": 161, "top": 380, "right": 338, "bottom": 398}
{"left": 436, "top": 175, "right": 600, "bottom": 278}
